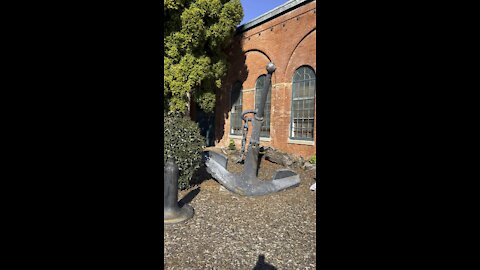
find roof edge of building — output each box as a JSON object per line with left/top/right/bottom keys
{"left": 236, "top": 0, "right": 314, "bottom": 35}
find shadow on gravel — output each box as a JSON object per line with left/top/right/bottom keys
{"left": 191, "top": 164, "right": 212, "bottom": 186}
{"left": 178, "top": 187, "right": 201, "bottom": 207}
{"left": 252, "top": 255, "right": 277, "bottom": 270}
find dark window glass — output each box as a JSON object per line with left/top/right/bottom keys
{"left": 230, "top": 81, "right": 243, "bottom": 135}
{"left": 255, "top": 75, "right": 272, "bottom": 138}
{"left": 291, "top": 66, "right": 315, "bottom": 140}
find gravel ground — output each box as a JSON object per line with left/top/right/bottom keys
{"left": 164, "top": 155, "right": 317, "bottom": 270}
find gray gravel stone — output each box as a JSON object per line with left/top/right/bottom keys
{"left": 164, "top": 160, "right": 317, "bottom": 269}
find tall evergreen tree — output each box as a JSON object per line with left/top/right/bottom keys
{"left": 164, "top": 0, "right": 243, "bottom": 113}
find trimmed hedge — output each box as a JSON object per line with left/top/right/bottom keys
{"left": 164, "top": 111, "right": 205, "bottom": 190}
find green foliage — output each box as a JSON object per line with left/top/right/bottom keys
{"left": 164, "top": 111, "right": 205, "bottom": 190}
{"left": 309, "top": 154, "right": 316, "bottom": 164}
{"left": 193, "top": 87, "right": 217, "bottom": 113}
{"left": 164, "top": 0, "right": 243, "bottom": 113}
{"left": 228, "top": 139, "right": 236, "bottom": 150}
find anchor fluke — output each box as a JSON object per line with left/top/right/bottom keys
{"left": 205, "top": 152, "right": 300, "bottom": 196}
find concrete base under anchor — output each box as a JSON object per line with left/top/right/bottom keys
{"left": 164, "top": 204, "right": 194, "bottom": 225}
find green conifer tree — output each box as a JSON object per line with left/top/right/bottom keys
{"left": 164, "top": 0, "right": 243, "bottom": 113}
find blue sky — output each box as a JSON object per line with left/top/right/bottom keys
{"left": 239, "top": 0, "right": 290, "bottom": 25}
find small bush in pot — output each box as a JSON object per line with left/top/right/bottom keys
{"left": 228, "top": 139, "right": 236, "bottom": 151}
{"left": 164, "top": 111, "right": 205, "bottom": 190}
{"left": 309, "top": 154, "right": 316, "bottom": 164}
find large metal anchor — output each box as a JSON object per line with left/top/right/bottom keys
{"left": 205, "top": 62, "right": 300, "bottom": 196}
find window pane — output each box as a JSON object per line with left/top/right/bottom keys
{"left": 305, "top": 99, "right": 313, "bottom": 110}
{"left": 291, "top": 66, "right": 316, "bottom": 140}
{"left": 230, "top": 82, "right": 243, "bottom": 135}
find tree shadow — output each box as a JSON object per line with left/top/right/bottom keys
{"left": 252, "top": 255, "right": 277, "bottom": 270}
{"left": 215, "top": 32, "right": 249, "bottom": 144}
{"left": 178, "top": 187, "right": 200, "bottom": 208}
{"left": 192, "top": 101, "right": 215, "bottom": 147}
{"left": 190, "top": 163, "right": 212, "bottom": 186}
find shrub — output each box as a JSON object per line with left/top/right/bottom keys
{"left": 228, "top": 139, "right": 236, "bottom": 150}
{"left": 309, "top": 154, "right": 316, "bottom": 164}
{"left": 164, "top": 111, "right": 205, "bottom": 190}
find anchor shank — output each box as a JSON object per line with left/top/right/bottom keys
{"left": 243, "top": 142, "right": 260, "bottom": 179}
{"left": 243, "top": 63, "right": 276, "bottom": 178}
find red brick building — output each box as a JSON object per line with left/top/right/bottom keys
{"left": 214, "top": 0, "right": 317, "bottom": 158}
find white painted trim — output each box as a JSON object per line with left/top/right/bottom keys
{"left": 237, "top": 0, "right": 314, "bottom": 33}
{"left": 272, "top": 83, "right": 292, "bottom": 87}
{"left": 230, "top": 135, "right": 271, "bottom": 142}
{"left": 288, "top": 138, "right": 315, "bottom": 145}
{"left": 242, "top": 84, "right": 287, "bottom": 93}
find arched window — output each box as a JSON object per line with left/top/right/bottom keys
{"left": 291, "top": 66, "right": 316, "bottom": 140}
{"left": 230, "top": 81, "right": 243, "bottom": 135}
{"left": 255, "top": 75, "right": 272, "bottom": 138}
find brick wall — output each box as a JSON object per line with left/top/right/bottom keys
{"left": 215, "top": 0, "right": 317, "bottom": 159}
